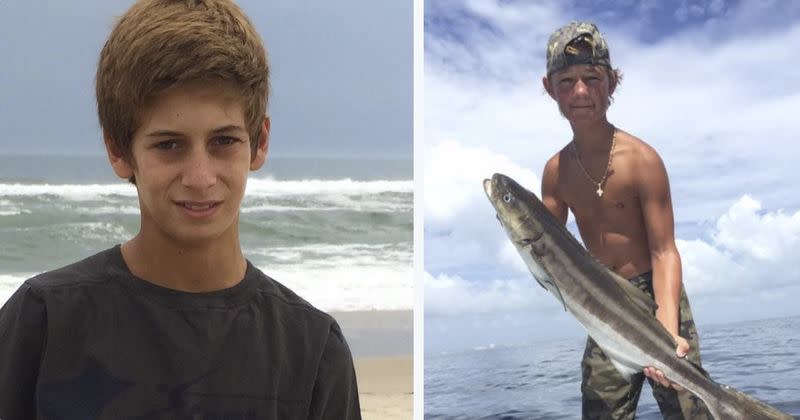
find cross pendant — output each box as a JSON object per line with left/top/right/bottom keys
{"left": 596, "top": 185, "right": 604, "bottom": 197}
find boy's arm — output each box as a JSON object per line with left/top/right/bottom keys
{"left": 542, "top": 155, "right": 568, "bottom": 225}
{"left": 307, "top": 323, "right": 361, "bottom": 420}
{"left": 637, "top": 146, "right": 689, "bottom": 389}
{"left": 639, "top": 147, "right": 682, "bottom": 338}
{"left": 0, "top": 282, "right": 47, "bottom": 418}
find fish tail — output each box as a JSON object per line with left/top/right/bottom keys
{"left": 712, "top": 383, "right": 795, "bottom": 420}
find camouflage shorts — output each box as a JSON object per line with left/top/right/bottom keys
{"left": 581, "top": 272, "right": 712, "bottom": 420}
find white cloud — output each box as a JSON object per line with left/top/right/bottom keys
{"left": 424, "top": 271, "right": 546, "bottom": 315}
{"left": 714, "top": 195, "right": 800, "bottom": 261}
{"left": 425, "top": 139, "right": 539, "bottom": 225}
{"left": 681, "top": 195, "right": 800, "bottom": 297}
{"left": 424, "top": 140, "right": 540, "bottom": 273}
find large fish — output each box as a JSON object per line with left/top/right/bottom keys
{"left": 483, "top": 173, "right": 794, "bottom": 420}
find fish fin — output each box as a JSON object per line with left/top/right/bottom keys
{"left": 536, "top": 275, "right": 567, "bottom": 312}
{"left": 521, "top": 243, "right": 567, "bottom": 311}
{"left": 532, "top": 276, "right": 548, "bottom": 291}
{"left": 551, "top": 280, "right": 567, "bottom": 312}
{"left": 607, "top": 269, "right": 658, "bottom": 315}
{"left": 534, "top": 275, "right": 567, "bottom": 312}
{"left": 608, "top": 357, "right": 639, "bottom": 382}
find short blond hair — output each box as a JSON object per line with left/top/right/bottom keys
{"left": 96, "top": 0, "right": 269, "bottom": 162}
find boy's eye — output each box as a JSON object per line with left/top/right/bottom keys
{"left": 213, "top": 136, "right": 241, "bottom": 146}
{"left": 155, "top": 140, "right": 178, "bottom": 150}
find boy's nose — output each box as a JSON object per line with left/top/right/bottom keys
{"left": 574, "top": 79, "right": 589, "bottom": 95}
{"left": 182, "top": 151, "right": 217, "bottom": 189}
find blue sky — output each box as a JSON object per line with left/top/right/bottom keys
{"left": 424, "top": 0, "right": 800, "bottom": 353}
{"left": 0, "top": 0, "right": 412, "bottom": 158}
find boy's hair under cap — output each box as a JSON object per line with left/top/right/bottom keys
{"left": 546, "top": 21, "right": 611, "bottom": 76}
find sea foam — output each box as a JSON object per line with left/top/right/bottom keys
{"left": 0, "top": 178, "right": 412, "bottom": 200}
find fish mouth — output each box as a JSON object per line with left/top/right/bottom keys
{"left": 483, "top": 178, "right": 493, "bottom": 197}
{"left": 484, "top": 173, "right": 509, "bottom": 198}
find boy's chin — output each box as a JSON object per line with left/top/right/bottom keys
{"left": 155, "top": 223, "right": 238, "bottom": 248}
{"left": 564, "top": 112, "right": 605, "bottom": 125}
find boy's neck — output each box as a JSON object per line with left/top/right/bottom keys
{"left": 120, "top": 231, "right": 248, "bottom": 293}
{"left": 570, "top": 119, "right": 615, "bottom": 154}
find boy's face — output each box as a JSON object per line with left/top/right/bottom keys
{"left": 106, "top": 80, "right": 269, "bottom": 246}
{"left": 543, "top": 64, "right": 615, "bottom": 125}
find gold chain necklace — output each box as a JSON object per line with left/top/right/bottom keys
{"left": 571, "top": 127, "right": 616, "bottom": 197}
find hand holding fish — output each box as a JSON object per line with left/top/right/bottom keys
{"left": 644, "top": 335, "right": 690, "bottom": 391}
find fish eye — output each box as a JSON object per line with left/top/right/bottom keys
{"left": 503, "top": 193, "right": 513, "bottom": 203}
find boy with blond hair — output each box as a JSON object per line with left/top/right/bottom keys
{"left": 540, "top": 22, "right": 710, "bottom": 419}
{"left": 0, "top": 1, "right": 360, "bottom": 418}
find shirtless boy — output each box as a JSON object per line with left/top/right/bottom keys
{"left": 0, "top": 1, "right": 360, "bottom": 418}
{"left": 540, "top": 21, "right": 710, "bottom": 419}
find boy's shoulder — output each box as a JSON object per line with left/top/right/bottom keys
{"left": 25, "top": 247, "right": 116, "bottom": 291}
{"left": 543, "top": 144, "right": 569, "bottom": 173}
{"left": 612, "top": 129, "right": 665, "bottom": 172}
{"left": 23, "top": 246, "right": 336, "bottom": 328}
{"left": 247, "top": 265, "right": 338, "bottom": 326}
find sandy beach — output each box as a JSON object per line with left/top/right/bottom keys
{"left": 356, "top": 356, "right": 413, "bottom": 420}
{"left": 332, "top": 310, "right": 413, "bottom": 420}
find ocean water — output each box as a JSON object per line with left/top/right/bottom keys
{"left": 0, "top": 154, "right": 413, "bottom": 312}
{"left": 425, "top": 316, "right": 800, "bottom": 419}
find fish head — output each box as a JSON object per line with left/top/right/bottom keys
{"left": 484, "top": 173, "right": 567, "bottom": 309}
{"left": 483, "top": 173, "right": 546, "bottom": 247}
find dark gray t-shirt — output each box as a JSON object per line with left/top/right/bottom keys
{"left": 0, "top": 246, "right": 361, "bottom": 419}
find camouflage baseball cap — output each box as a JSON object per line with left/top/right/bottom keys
{"left": 546, "top": 21, "right": 611, "bottom": 76}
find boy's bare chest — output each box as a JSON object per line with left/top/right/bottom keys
{"left": 559, "top": 163, "right": 645, "bottom": 234}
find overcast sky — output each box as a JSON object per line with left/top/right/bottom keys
{"left": 0, "top": 0, "right": 412, "bottom": 158}
{"left": 424, "top": 0, "right": 800, "bottom": 353}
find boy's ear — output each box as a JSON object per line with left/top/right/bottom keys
{"left": 104, "top": 131, "right": 135, "bottom": 180}
{"left": 608, "top": 72, "right": 618, "bottom": 96}
{"left": 542, "top": 76, "right": 555, "bottom": 100}
{"left": 250, "top": 116, "right": 270, "bottom": 171}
